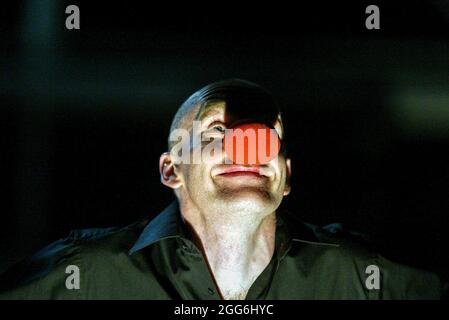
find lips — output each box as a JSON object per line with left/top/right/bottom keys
{"left": 213, "top": 165, "right": 272, "bottom": 178}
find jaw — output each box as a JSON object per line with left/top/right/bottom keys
{"left": 177, "top": 170, "right": 284, "bottom": 226}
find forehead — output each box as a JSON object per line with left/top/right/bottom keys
{"left": 196, "top": 101, "right": 226, "bottom": 121}
{"left": 195, "top": 101, "right": 285, "bottom": 138}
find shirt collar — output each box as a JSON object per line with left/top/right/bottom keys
{"left": 129, "top": 201, "right": 185, "bottom": 255}
{"left": 129, "top": 200, "right": 328, "bottom": 256}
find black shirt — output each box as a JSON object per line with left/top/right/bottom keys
{"left": 0, "top": 201, "right": 444, "bottom": 299}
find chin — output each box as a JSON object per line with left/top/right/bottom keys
{"left": 216, "top": 191, "right": 278, "bottom": 216}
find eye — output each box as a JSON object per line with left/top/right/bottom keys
{"left": 212, "top": 124, "right": 226, "bottom": 133}
{"left": 202, "top": 121, "right": 226, "bottom": 140}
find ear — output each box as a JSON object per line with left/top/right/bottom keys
{"left": 283, "top": 157, "right": 292, "bottom": 196}
{"left": 159, "top": 152, "right": 182, "bottom": 189}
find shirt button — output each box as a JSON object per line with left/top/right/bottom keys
{"left": 208, "top": 288, "right": 215, "bottom": 295}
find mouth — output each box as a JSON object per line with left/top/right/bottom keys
{"left": 214, "top": 166, "right": 270, "bottom": 178}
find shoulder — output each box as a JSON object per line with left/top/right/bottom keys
{"left": 292, "top": 222, "right": 445, "bottom": 299}
{"left": 0, "top": 221, "right": 145, "bottom": 299}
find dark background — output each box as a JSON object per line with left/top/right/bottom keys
{"left": 1, "top": 0, "right": 448, "bottom": 279}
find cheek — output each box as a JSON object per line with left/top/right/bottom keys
{"left": 182, "top": 164, "right": 213, "bottom": 188}
{"left": 201, "top": 139, "right": 225, "bottom": 164}
{"left": 270, "top": 157, "right": 287, "bottom": 184}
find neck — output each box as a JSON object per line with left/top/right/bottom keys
{"left": 180, "top": 202, "right": 277, "bottom": 300}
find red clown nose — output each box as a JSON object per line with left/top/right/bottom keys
{"left": 224, "top": 123, "right": 281, "bottom": 165}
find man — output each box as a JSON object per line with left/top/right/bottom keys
{"left": 0, "top": 79, "right": 444, "bottom": 299}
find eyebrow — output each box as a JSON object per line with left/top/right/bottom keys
{"left": 196, "top": 102, "right": 225, "bottom": 122}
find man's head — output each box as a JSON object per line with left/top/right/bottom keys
{"left": 159, "top": 79, "right": 291, "bottom": 222}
